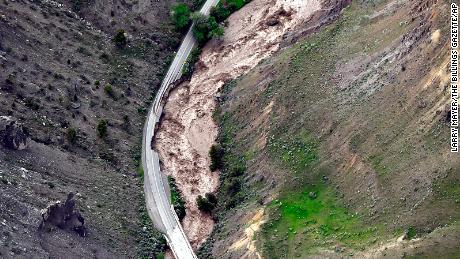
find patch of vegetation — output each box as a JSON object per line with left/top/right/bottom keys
{"left": 182, "top": 47, "right": 202, "bottom": 77}
{"left": 368, "top": 154, "right": 389, "bottom": 176}
{"left": 405, "top": 226, "right": 417, "bottom": 240}
{"left": 268, "top": 133, "right": 317, "bottom": 174}
{"left": 137, "top": 166, "right": 144, "bottom": 179}
{"left": 210, "top": 0, "right": 250, "bottom": 23}
{"left": 104, "top": 83, "right": 117, "bottom": 99}
{"left": 209, "top": 144, "right": 224, "bottom": 171}
{"left": 70, "top": 0, "right": 92, "bottom": 12}
{"left": 192, "top": 0, "right": 206, "bottom": 10}
{"left": 210, "top": 80, "right": 250, "bottom": 210}
{"left": 171, "top": 3, "right": 191, "bottom": 31}
{"left": 168, "top": 176, "right": 186, "bottom": 221}
{"left": 99, "top": 149, "right": 117, "bottom": 164}
{"left": 191, "top": 12, "right": 224, "bottom": 46}
{"left": 99, "top": 52, "right": 110, "bottom": 62}
{"left": 216, "top": 117, "right": 248, "bottom": 211}
{"left": 197, "top": 193, "right": 218, "bottom": 213}
{"left": 199, "top": 82, "right": 251, "bottom": 257}
{"left": 138, "top": 106, "right": 147, "bottom": 115}
{"left": 77, "top": 46, "right": 92, "bottom": 56}
{"left": 113, "top": 29, "right": 127, "bottom": 48}
{"left": 25, "top": 97, "right": 40, "bottom": 110}
{"left": 260, "top": 183, "right": 383, "bottom": 257}
{"left": 136, "top": 196, "right": 167, "bottom": 259}
{"left": 66, "top": 127, "right": 77, "bottom": 144}
{"left": 118, "top": 39, "right": 160, "bottom": 60}
{"left": 97, "top": 120, "right": 108, "bottom": 138}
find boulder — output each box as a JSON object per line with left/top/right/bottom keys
{"left": 40, "top": 193, "right": 86, "bottom": 237}
{"left": 266, "top": 18, "right": 280, "bottom": 26}
{"left": 0, "top": 116, "right": 29, "bottom": 150}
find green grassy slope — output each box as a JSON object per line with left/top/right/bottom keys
{"left": 206, "top": 0, "right": 460, "bottom": 258}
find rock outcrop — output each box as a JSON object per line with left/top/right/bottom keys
{"left": 40, "top": 193, "right": 86, "bottom": 237}
{"left": 0, "top": 116, "right": 29, "bottom": 150}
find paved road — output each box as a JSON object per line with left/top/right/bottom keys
{"left": 141, "top": 1, "right": 219, "bottom": 258}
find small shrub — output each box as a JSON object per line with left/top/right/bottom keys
{"left": 205, "top": 193, "right": 218, "bottom": 205}
{"left": 168, "top": 176, "right": 187, "bottom": 221}
{"left": 182, "top": 47, "right": 201, "bottom": 76}
{"left": 99, "top": 52, "right": 110, "bottom": 62}
{"left": 97, "top": 120, "right": 108, "bottom": 138}
{"left": 47, "top": 182, "right": 55, "bottom": 189}
{"left": 223, "top": 177, "right": 241, "bottom": 196}
{"left": 230, "top": 163, "right": 246, "bottom": 177}
{"left": 25, "top": 97, "right": 40, "bottom": 110}
{"left": 209, "top": 144, "right": 224, "bottom": 171}
{"left": 67, "top": 128, "right": 77, "bottom": 144}
{"left": 3, "top": 75, "right": 15, "bottom": 92}
{"left": 70, "top": 0, "right": 91, "bottom": 12}
{"left": 171, "top": 3, "right": 191, "bottom": 31}
{"left": 196, "top": 194, "right": 215, "bottom": 213}
{"left": 77, "top": 46, "right": 92, "bottom": 56}
{"left": 104, "top": 84, "right": 117, "bottom": 99}
{"left": 138, "top": 106, "right": 147, "bottom": 114}
{"left": 405, "top": 227, "right": 417, "bottom": 240}
{"left": 113, "top": 29, "right": 127, "bottom": 48}
{"left": 99, "top": 150, "right": 117, "bottom": 164}
{"left": 122, "top": 114, "right": 130, "bottom": 131}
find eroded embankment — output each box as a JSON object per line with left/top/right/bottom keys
{"left": 154, "top": 0, "right": 321, "bottom": 248}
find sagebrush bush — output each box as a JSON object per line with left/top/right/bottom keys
{"left": 104, "top": 84, "right": 117, "bottom": 99}
{"left": 209, "top": 144, "right": 224, "bottom": 171}
{"left": 113, "top": 29, "right": 127, "bottom": 47}
{"left": 196, "top": 194, "right": 216, "bottom": 213}
{"left": 97, "top": 120, "right": 108, "bottom": 138}
{"left": 67, "top": 128, "right": 77, "bottom": 144}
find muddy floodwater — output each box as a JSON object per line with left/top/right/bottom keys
{"left": 154, "top": 0, "right": 321, "bottom": 249}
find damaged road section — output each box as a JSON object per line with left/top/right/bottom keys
{"left": 141, "top": 0, "right": 219, "bottom": 257}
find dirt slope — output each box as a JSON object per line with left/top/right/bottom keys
{"left": 0, "top": 0, "right": 187, "bottom": 257}
{"left": 197, "top": 0, "right": 459, "bottom": 258}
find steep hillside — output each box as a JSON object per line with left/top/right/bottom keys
{"left": 202, "top": 0, "right": 460, "bottom": 258}
{"left": 0, "top": 0, "right": 188, "bottom": 258}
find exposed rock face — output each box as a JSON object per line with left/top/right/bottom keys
{"left": 40, "top": 193, "right": 86, "bottom": 237}
{"left": 0, "top": 116, "right": 29, "bottom": 150}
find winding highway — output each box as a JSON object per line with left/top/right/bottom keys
{"left": 141, "top": 0, "right": 219, "bottom": 258}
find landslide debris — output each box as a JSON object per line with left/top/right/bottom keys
{"left": 154, "top": 0, "right": 322, "bottom": 249}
